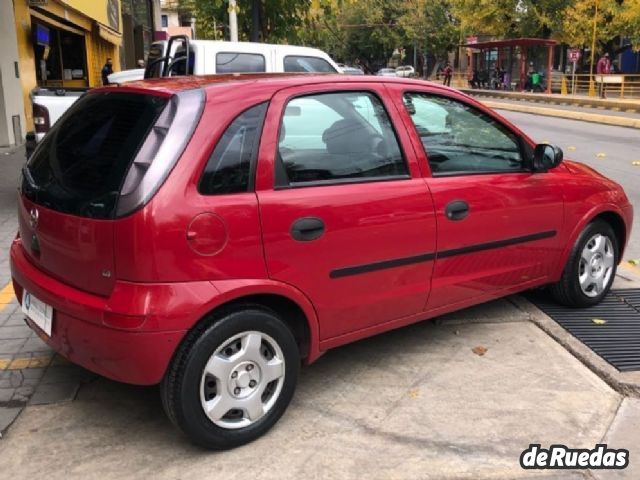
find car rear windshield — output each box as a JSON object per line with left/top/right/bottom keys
{"left": 22, "top": 92, "right": 168, "bottom": 219}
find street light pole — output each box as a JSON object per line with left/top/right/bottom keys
{"left": 588, "top": 0, "right": 599, "bottom": 96}
{"left": 229, "top": 0, "right": 238, "bottom": 42}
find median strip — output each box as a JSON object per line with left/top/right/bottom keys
{"left": 482, "top": 100, "right": 640, "bottom": 129}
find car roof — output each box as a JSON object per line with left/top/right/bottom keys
{"left": 109, "top": 73, "right": 447, "bottom": 96}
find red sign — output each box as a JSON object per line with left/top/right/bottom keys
{"left": 568, "top": 49, "right": 581, "bottom": 63}
{"left": 466, "top": 36, "right": 478, "bottom": 45}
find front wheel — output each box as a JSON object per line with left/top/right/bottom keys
{"left": 161, "top": 307, "right": 299, "bottom": 449}
{"left": 550, "top": 220, "right": 618, "bottom": 307}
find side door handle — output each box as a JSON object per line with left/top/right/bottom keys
{"left": 290, "top": 217, "right": 325, "bottom": 241}
{"left": 445, "top": 200, "right": 469, "bottom": 221}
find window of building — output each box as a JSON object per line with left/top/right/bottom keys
{"left": 161, "top": 14, "right": 168, "bottom": 28}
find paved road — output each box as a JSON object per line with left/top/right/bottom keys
{"left": 496, "top": 110, "right": 640, "bottom": 261}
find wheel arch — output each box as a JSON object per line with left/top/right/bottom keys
{"left": 190, "top": 280, "right": 322, "bottom": 365}
{"left": 553, "top": 205, "right": 629, "bottom": 280}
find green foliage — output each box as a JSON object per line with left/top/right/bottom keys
{"left": 180, "top": 0, "right": 640, "bottom": 67}
{"left": 617, "top": 0, "right": 640, "bottom": 50}
{"left": 559, "top": 0, "right": 622, "bottom": 48}
{"left": 180, "top": 0, "right": 309, "bottom": 42}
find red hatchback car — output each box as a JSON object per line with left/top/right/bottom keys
{"left": 11, "top": 74, "right": 633, "bottom": 448}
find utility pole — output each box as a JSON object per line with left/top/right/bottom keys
{"left": 588, "top": 0, "right": 598, "bottom": 96}
{"left": 229, "top": 0, "right": 238, "bottom": 42}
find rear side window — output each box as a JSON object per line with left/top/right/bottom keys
{"left": 283, "top": 56, "right": 337, "bottom": 73}
{"left": 198, "top": 103, "right": 267, "bottom": 195}
{"left": 23, "top": 92, "right": 167, "bottom": 219}
{"left": 277, "top": 92, "right": 407, "bottom": 186}
{"left": 216, "top": 52, "right": 265, "bottom": 73}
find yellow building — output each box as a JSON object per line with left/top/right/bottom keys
{"left": 13, "top": 0, "right": 123, "bottom": 131}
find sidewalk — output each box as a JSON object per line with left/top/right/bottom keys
{"left": 0, "top": 146, "right": 94, "bottom": 437}
{"left": 0, "top": 298, "right": 624, "bottom": 479}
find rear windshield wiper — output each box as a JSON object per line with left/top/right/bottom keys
{"left": 22, "top": 165, "right": 40, "bottom": 192}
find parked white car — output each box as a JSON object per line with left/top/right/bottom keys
{"left": 395, "top": 65, "right": 415, "bottom": 77}
{"left": 144, "top": 36, "right": 342, "bottom": 79}
{"left": 26, "top": 36, "right": 342, "bottom": 156}
{"left": 376, "top": 68, "right": 397, "bottom": 77}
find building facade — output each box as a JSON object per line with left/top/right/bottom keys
{"left": 0, "top": 0, "right": 161, "bottom": 146}
{"left": 0, "top": 1, "right": 25, "bottom": 146}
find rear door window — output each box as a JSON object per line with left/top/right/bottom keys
{"left": 216, "top": 52, "right": 266, "bottom": 73}
{"left": 23, "top": 92, "right": 167, "bottom": 219}
{"left": 283, "top": 56, "right": 337, "bottom": 73}
{"left": 277, "top": 92, "right": 407, "bottom": 185}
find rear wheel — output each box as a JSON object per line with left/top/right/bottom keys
{"left": 161, "top": 307, "right": 299, "bottom": 449}
{"left": 550, "top": 220, "right": 618, "bottom": 307}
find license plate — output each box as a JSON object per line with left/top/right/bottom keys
{"left": 22, "top": 290, "right": 53, "bottom": 337}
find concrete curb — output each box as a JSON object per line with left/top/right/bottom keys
{"left": 481, "top": 100, "right": 640, "bottom": 129}
{"left": 460, "top": 88, "right": 640, "bottom": 111}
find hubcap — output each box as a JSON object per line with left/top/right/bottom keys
{"left": 578, "top": 233, "right": 615, "bottom": 298}
{"left": 199, "top": 331, "right": 285, "bottom": 429}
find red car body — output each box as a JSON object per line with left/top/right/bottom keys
{"left": 10, "top": 75, "right": 633, "bottom": 385}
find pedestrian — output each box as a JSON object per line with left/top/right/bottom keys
{"left": 101, "top": 57, "right": 113, "bottom": 86}
{"left": 596, "top": 53, "right": 611, "bottom": 98}
{"left": 442, "top": 62, "right": 452, "bottom": 87}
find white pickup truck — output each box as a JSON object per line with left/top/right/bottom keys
{"left": 26, "top": 36, "right": 342, "bottom": 157}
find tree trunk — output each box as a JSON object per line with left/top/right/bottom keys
{"left": 251, "top": 0, "right": 260, "bottom": 42}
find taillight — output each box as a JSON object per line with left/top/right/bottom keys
{"left": 33, "top": 103, "right": 50, "bottom": 134}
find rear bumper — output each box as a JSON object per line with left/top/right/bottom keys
{"left": 10, "top": 238, "right": 219, "bottom": 385}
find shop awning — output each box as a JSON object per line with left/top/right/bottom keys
{"left": 96, "top": 22, "right": 122, "bottom": 46}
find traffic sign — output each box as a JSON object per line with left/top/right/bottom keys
{"left": 568, "top": 49, "right": 581, "bottom": 63}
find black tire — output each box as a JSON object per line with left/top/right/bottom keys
{"left": 550, "top": 220, "right": 618, "bottom": 307}
{"left": 161, "top": 306, "right": 299, "bottom": 449}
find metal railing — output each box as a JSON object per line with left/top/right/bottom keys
{"left": 444, "top": 72, "right": 640, "bottom": 100}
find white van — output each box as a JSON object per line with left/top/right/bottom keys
{"left": 144, "top": 35, "right": 342, "bottom": 79}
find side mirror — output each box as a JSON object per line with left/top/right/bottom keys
{"left": 533, "top": 143, "right": 563, "bottom": 172}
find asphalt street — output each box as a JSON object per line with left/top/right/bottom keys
{"left": 496, "top": 110, "right": 640, "bottom": 261}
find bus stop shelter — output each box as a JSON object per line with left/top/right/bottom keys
{"left": 463, "top": 38, "right": 557, "bottom": 93}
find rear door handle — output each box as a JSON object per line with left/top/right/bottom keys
{"left": 290, "top": 217, "right": 325, "bottom": 241}
{"left": 445, "top": 200, "right": 469, "bottom": 221}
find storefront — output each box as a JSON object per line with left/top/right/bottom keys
{"left": 13, "top": 0, "right": 123, "bottom": 129}
{"left": 31, "top": 18, "right": 89, "bottom": 88}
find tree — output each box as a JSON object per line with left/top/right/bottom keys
{"left": 559, "top": 0, "right": 622, "bottom": 50}
{"left": 181, "top": 0, "right": 312, "bottom": 42}
{"left": 397, "top": 0, "right": 459, "bottom": 73}
{"left": 617, "top": 0, "right": 640, "bottom": 50}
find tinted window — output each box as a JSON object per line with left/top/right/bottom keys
{"left": 277, "top": 92, "right": 407, "bottom": 185}
{"left": 199, "top": 103, "right": 267, "bottom": 195}
{"left": 216, "top": 52, "right": 265, "bottom": 73}
{"left": 283, "top": 56, "right": 337, "bottom": 73}
{"left": 168, "top": 49, "right": 194, "bottom": 75}
{"left": 146, "top": 43, "right": 165, "bottom": 77}
{"left": 23, "top": 92, "right": 167, "bottom": 219}
{"left": 403, "top": 93, "right": 524, "bottom": 175}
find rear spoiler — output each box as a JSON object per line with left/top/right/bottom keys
{"left": 144, "top": 35, "right": 191, "bottom": 79}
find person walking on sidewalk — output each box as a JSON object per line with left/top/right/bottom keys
{"left": 596, "top": 53, "right": 612, "bottom": 98}
{"left": 101, "top": 58, "right": 113, "bottom": 86}
{"left": 442, "top": 62, "right": 453, "bottom": 87}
